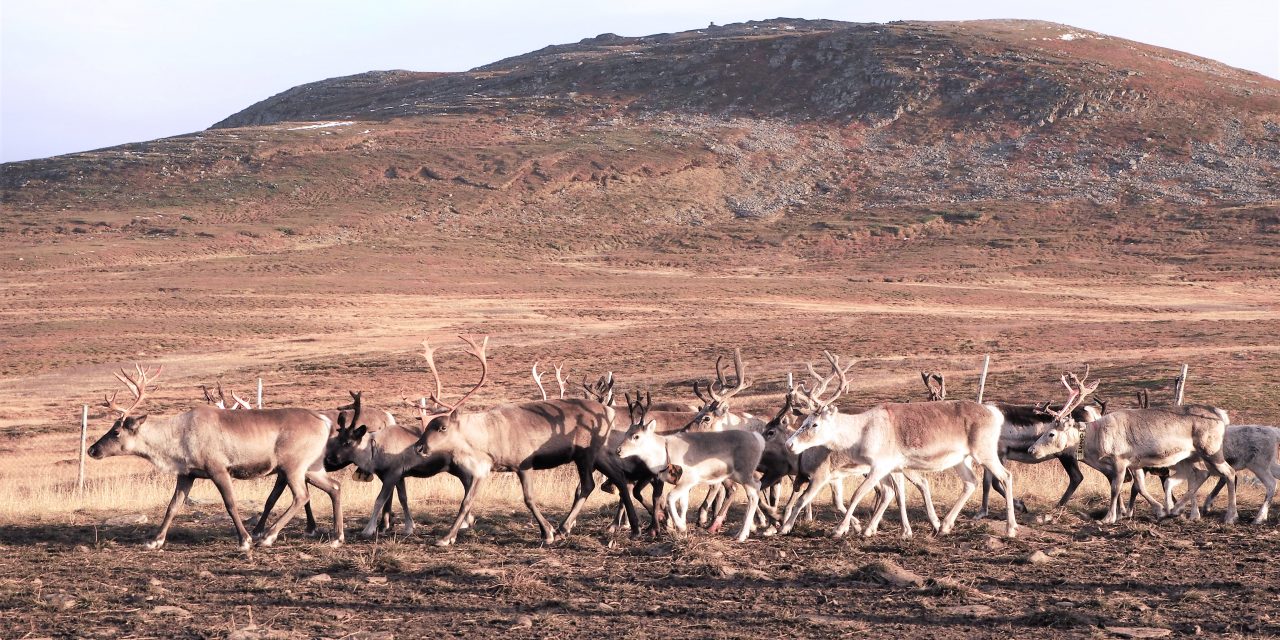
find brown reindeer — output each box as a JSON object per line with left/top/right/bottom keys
{"left": 411, "top": 336, "right": 636, "bottom": 545}
{"left": 88, "top": 364, "right": 343, "bottom": 550}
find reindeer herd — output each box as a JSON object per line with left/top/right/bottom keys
{"left": 85, "top": 336, "right": 1280, "bottom": 552}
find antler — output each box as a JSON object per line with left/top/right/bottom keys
{"left": 200, "top": 384, "right": 225, "bottom": 408}
{"left": 707, "top": 348, "right": 752, "bottom": 403}
{"left": 624, "top": 391, "right": 651, "bottom": 426}
{"left": 1043, "top": 365, "right": 1099, "bottom": 420}
{"left": 103, "top": 363, "right": 162, "bottom": 418}
{"left": 421, "top": 335, "right": 489, "bottom": 414}
{"left": 229, "top": 389, "right": 252, "bottom": 410}
{"left": 532, "top": 361, "right": 548, "bottom": 401}
{"left": 921, "top": 372, "right": 946, "bottom": 401}
{"left": 803, "top": 351, "right": 853, "bottom": 409}
{"left": 554, "top": 363, "right": 567, "bottom": 399}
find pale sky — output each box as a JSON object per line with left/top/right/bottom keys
{"left": 2, "top": 0, "right": 1277, "bottom": 163}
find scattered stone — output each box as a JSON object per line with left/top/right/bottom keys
{"left": 1108, "top": 627, "right": 1173, "bottom": 638}
{"left": 1170, "top": 539, "right": 1194, "bottom": 549}
{"left": 854, "top": 560, "right": 925, "bottom": 588}
{"left": 1023, "top": 550, "right": 1052, "bottom": 565}
{"left": 151, "top": 605, "right": 191, "bottom": 617}
{"left": 468, "top": 567, "right": 503, "bottom": 578}
{"left": 41, "top": 593, "right": 77, "bottom": 611}
{"left": 304, "top": 573, "right": 332, "bottom": 583}
{"left": 511, "top": 614, "right": 534, "bottom": 629}
{"left": 982, "top": 535, "right": 1005, "bottom": 551}
{"left": 365, "top": 576, "right": 388, "bottom": 585}
{"left": 739, "top": 568, "right": 772, "bottom": 581}
{"left": 229, "top": 626, "right": 294, "bottom": 640}
{"left": 596, "top": 602, "right": 614, "bottom": 612}
{"left": 197, "top": 570, "right": 215, "bottom": 579}
{"left": 148, "top": 577, "right": 164, "bottom": 588}
{"left": 337, "top": 633, "right": 394, "bottom": 640}
{"left": 73, "top": 545, "right": 90, "bottom": 553}
{"left": 936, "top": 604, "right": 995, "bottom": 617}
{"left": 105, "top": 514, "right": 148, "bottom": 526}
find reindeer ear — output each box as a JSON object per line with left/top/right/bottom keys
{"left": 125, "top": 415, "right": 147, "bottom": 431}
{"left": 644, "top": 419, "right": 657, "bottom": 433}
{"left": 353, "top": 425, "right": 368, "bottom": 441}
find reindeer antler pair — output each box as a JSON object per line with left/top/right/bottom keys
{"left": 200, "top": 382, "right": 251, "bottom": 410}
{"left": 625, "top": 391, "right": 652, "bottom": 426}
{"left": 1043, "top": 365, "right": 1100, "bottom": 421}
{"left": 920, "top": 372, "right": 946, "bottom": 401}
{"left": 104, "top": 363, "right": 163, "bottom": 419}
{"left": 799, "top": 351, "right": 853, "bottom": 409}
{"left": 693, "top": 348, "right": 752, "bottom": 406}
{"left": 532, "top": 361, "right": 568, "bottom": 400}
{"left": 420, "top": 335, "right": 489, "bottom": 414}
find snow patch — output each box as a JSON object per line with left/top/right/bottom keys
{"left": 287, "top": 121, "right": 353, "bottom": 131}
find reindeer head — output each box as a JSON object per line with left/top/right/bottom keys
{"left": 615, "top": 392, "right": 666, "bottom": 471}
{"left": 785, "top": 351, "right": 853, "bottom": 455}
{"left": 1027, "top": 367, "right": 1098, "bottom": 459}
{"left": 686, "top": 349, "right": 752, "bottom": 431}
{"left": 88, "top": 364, "right": 162, "bottom": 459}
{"left": 761, "top": 379, "right": 806, "bottom": 443}
{"left": 412, "top": 336, "right": 487, "bottom": 458}
{"left": 325, "top": 392, "right": 369, "bottom": 470}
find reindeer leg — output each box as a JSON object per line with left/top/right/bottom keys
{"left": 736, "top": 480, "right": 761, "bottom": 543}
{"left": 395, "top": 478, "right": 414, "bottom": 536}
{"left": 208, "top": 469, "right": 255, "bottom": 550}
{"left": 1254, "top": 464, "right": 1277, "bottom": 524}
{"left": 360, "top": 472, "right": 401, "bottom": 539}
{"left": 941, "top": 462, "right": 982, "bottom": 535}
{"left": 835, "top": 467, "right": 891, "bottom": 538}
{"left": 709, "top": 482, "right": 738, "bottom": 534}
{"left": 976, "top": 467, "right": 993, "bottom": 520}
{"left": 557, "top": 456, "right": 601, "bottom": 537}
{"left": 254, "top": 474, "right": 292, "bottom": 537}
{"left": 863, "top": 475, "right": 897, "bottom": 538}
{"left": 1201, "top": 476, "right": 1226, "bottom": 516}
{"left": 781, "top": 470, "right": 829, "bottom": 534}
{"left": 257, "top": 469, "right": 310, "bottom": 548}
{"left": 437, "top": 473, "right": 485, "bottom": 546}
{"left": 144, "top": 474, "right": 194, "bottom": 550}
{"left": 1054, "top": 454, "right": 1085, "bottom": 514}
{"left": 305, "top": 470, "right": 343, "bottom": 547}
{"left": 515, "top": 469, "right": 556, "bottom": 544}
{"left": 1129, "top": 468, "right": 1167, "bottom": 519}
{"left": 1104, "top": 462, "right": 1127, "bottom": 524}
{"left": 903, "top": 470, "right": 941, "bottom": 533}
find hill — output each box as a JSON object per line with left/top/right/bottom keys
{"left": 0, "top": 18, "right": 1278, "bottom": 436}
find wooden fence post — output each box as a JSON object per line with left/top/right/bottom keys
{"left": 1174, "top": 364, "right": 1188, "bottom": 405}
{"left": 976, "top": 354, "right": 991, "bottom": 403}
{"left": 78, "top": 405, "right": 88, "bottom": 493}
{"left": 257, "top": 378, "right": 263, "bottom": 409}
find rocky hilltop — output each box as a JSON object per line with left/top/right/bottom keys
{"left": 3, "top": 19, "right": 1278, "bottom": 243}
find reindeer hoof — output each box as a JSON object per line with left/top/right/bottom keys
{"left": 256, "top": 534, "right": 277, "bottom": 547}
{"left": 1005, "top": 526, "right": 1019, "bottom": 539}
{"left": 434, "top": 538, "right": 454, "bottom": 547}
{"left": 1223, "top": 514, "right": 1238, "bottom": 525}
{"left": 328, "top": 539, "right": 343, "bottom": 548}
{"left": 238, "top": 540, "right": 253, "bottom": 551}
{"left": 143, "top": 538, "right": 166, "bottom": 550}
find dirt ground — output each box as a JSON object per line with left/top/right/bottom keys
{"left": 2, "top": 109, "right": 1280, "bottom": 637}
{"left": 2, "top": 498, "right": 1278, "bottom": 639}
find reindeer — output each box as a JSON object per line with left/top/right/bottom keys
{"left": 760, "top": 387, "right": 926, "bottom": 537}
{"left": 1148, "top": 424, "right": 1280, "bottom": 524}
{"left": 255, "top": 391, "right": 401, "bottom": 537}
{"left": 322, "top": 392, "right": 476, "bottom": 538}
{"left": 775, "top": 358, "right": 944, "bottom": 537}
{"left": 1027, "top": 371, "right": 1237, "bottom": 524}
{"left": 88, "top": 364, "right": 343, "bottom": 550}
{"left": 411, "top": 336, "right": 637, "bottom": 545}
{"left": 599, "top": 391, "right": 679, "bottom": 535}
{"left": 616, "top": 403, "right": 767, "bottom": 542}
{"left": 785, "top": 352, "right": 1018, "bottom": 538}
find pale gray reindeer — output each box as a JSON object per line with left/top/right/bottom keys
{"left": 1150, "top": 424, "right": 1279, "bottom": 524}
{"left": 1027, "top": 371, "right": 1237, "bottom": 524}
{"left": 411, "top": 336, "right": 637, "bottom": 545}
{"left": 617, "top": 401, "right": 767, "bottom": 542}
{"left": 776, "top": 356, "right": 944, "bottom": 538}
{"left": 786, "top": 352, "right": 1018, "bottom": 538}
{"left": 88, "top": 364, "right": 343, "bottom": 550}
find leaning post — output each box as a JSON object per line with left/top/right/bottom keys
{"left": 257, "top": 378, "right": 263, "bottom": 409}
{"left": 976, "top": 354, "right": 991, "bottom": 403}
{"left": 78, "top": 404, "right": 88, "bottom": 493}
{"left": 1174, "top": 364, "right": 1188, "bottom": 405}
